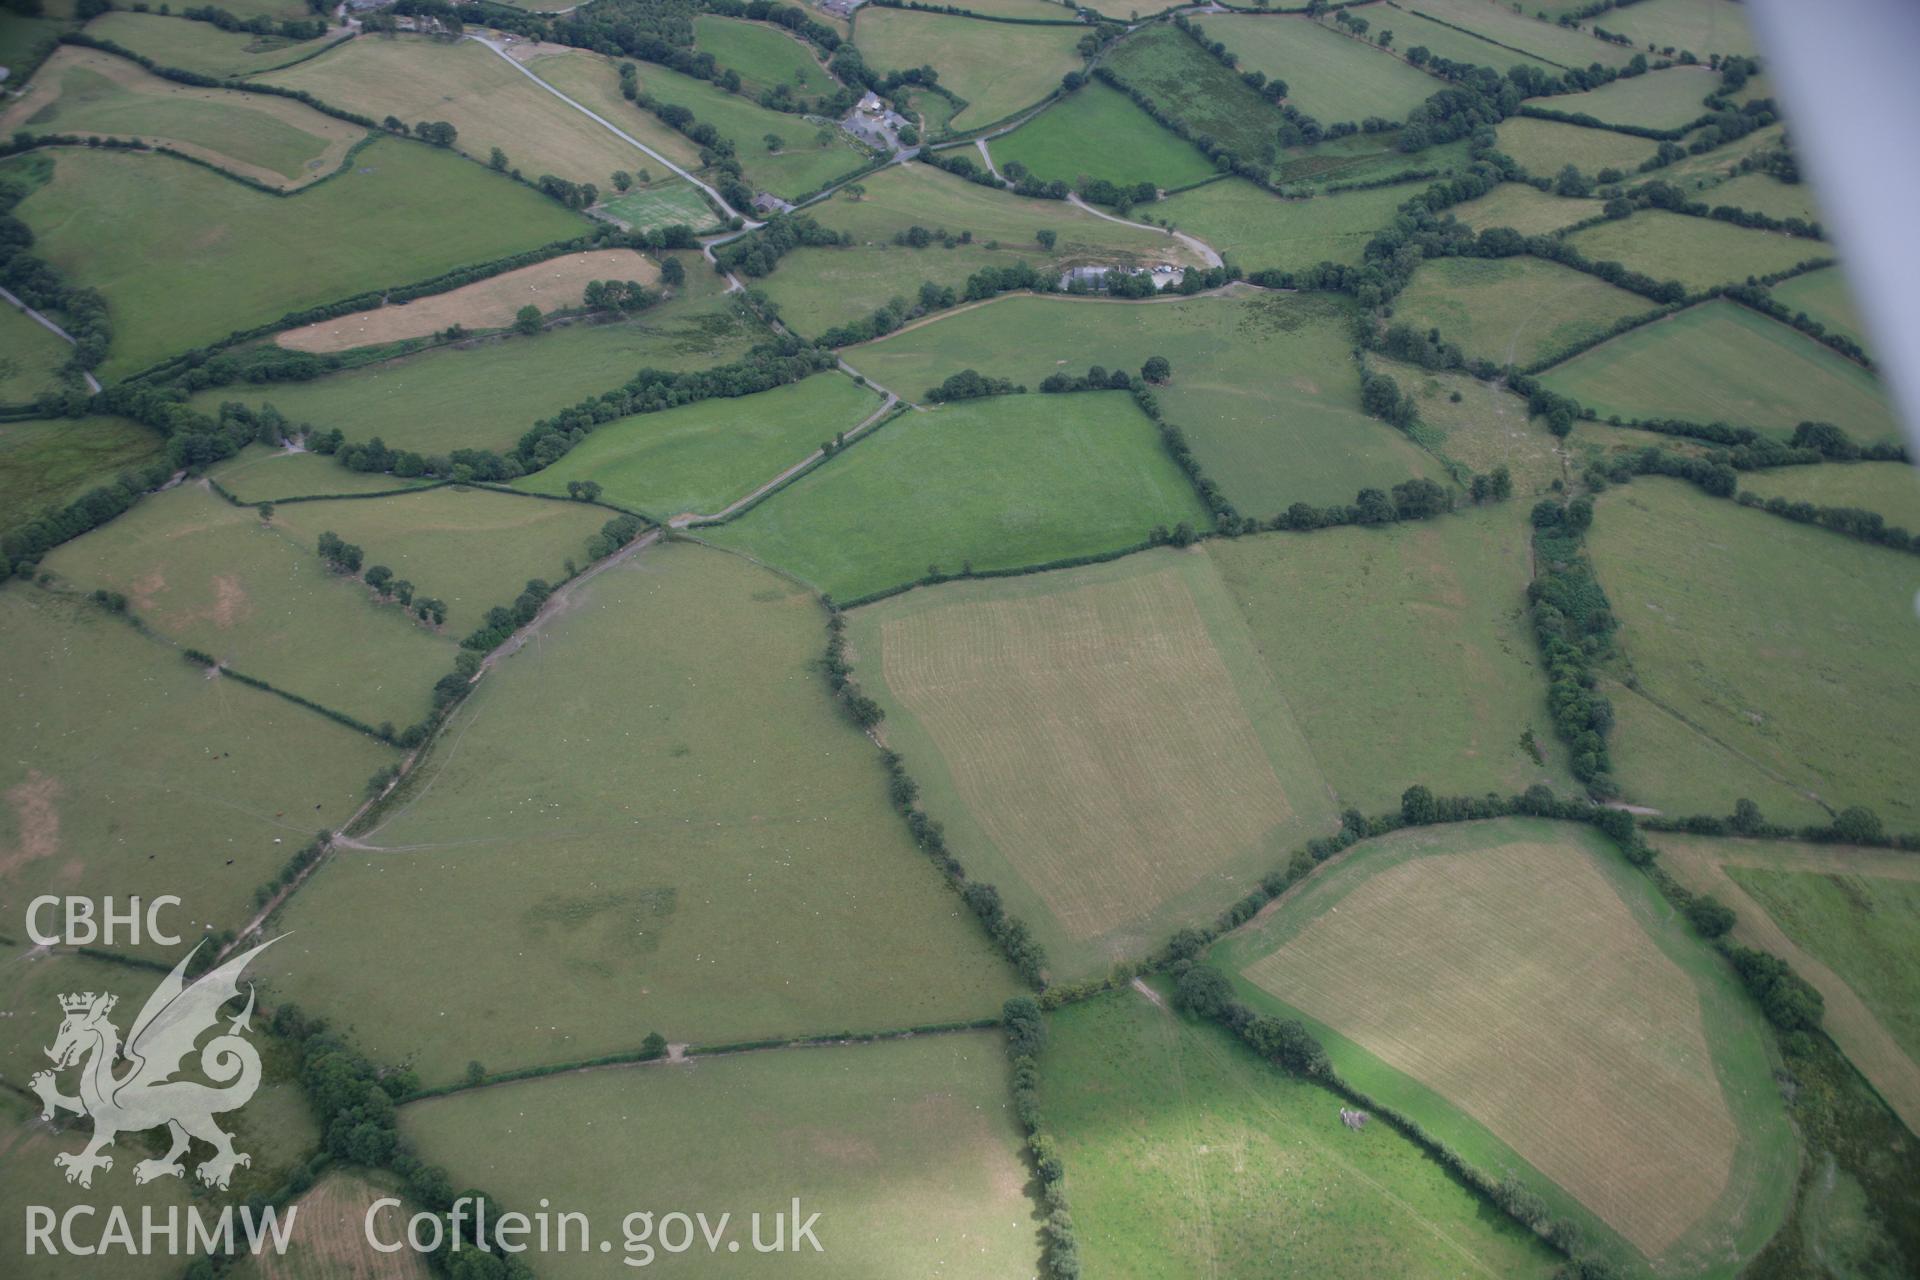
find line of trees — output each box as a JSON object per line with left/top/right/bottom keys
{"left": 1, "top": 164, "right": 111, "bottom": 376}
{"left": 1003, "top": 997, "right": 1080, "bottom": 1278}
{"left": 1527, "top": 499, "right": 1618, "bottom": 795}
{"left": 925, "top": 369, "right": 1020, "bottom": 402}
{"left": 822, "top": 608, "right": 1051, "bottom": 983}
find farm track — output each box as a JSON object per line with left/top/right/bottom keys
{"left": 0, "top": 284, "right": 102, "bottom": 393}
{"left": 1067, "top": 192, "right": 1224, "bottom": 268}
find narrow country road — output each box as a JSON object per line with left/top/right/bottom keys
{"left": 1, "top": 284, "right": 103, "bottom": 393}
{"left": 1067, "top": 192, "right": 1223, "bottom": 267}
{"left": 468, "top": 34, "right": 758, "bottom": 225}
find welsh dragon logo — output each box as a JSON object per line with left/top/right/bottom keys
{"left": 30, "top": 937, "right": 279, "bottom": 1190}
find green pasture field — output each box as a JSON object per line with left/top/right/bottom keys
{"left": 597, "top": 179, "right": 719, "bottom": 233}
{"left": 0, "top": 306, "right": 74, "bottom": 404}
{"left": 1533, "top": 64, "right": 1718, "bottom": 129}
{"left": 270, "top": 543, "right": 1021, "bottom": 1084}
{"left": 693, "top": 14, "right": 830, "bottom": 95}
{"left": 0, "top": 416, "right": 164, "bottom": 521}
{"left": 1702, "top": 171, "right": 1825, "bottom": 224}
{"left": 1103, "top": 23, "right": 1288, "bottom": 169}
{"left": 0, "top": 590, "right": 397, "bottom": 958}
{"left": 513, "top": 47, "right": 709, "bottom": 174}
{"left": 1730, "top": 866, "right": 1920, "bottom": 1070}
{"left": 1540, "top": 300, "right": 1898, "bottom": 439}
{"left": 1376, "top": 357, "right": 1566, "bottom": 495}
{"left": 40, "top": 482, "right": 457, "bottom": 728}
{"left": 80, "top": 12, "right": 337, "bottom": 79}
{"left": 1209, "top": 502, "right": 1576, "bottom": 810}
{"left": 0, "top": 46, "right": 362, "bottom": 188}
{"left": 1769, "top": 264, "right": 1870, "bottom": 349}
{"left": 1451, "top": 180, "right": 1598, "bottom": 235}
{"left": 1494, "top": 116, "right": 1658, "bottom": 175}
{"left": 753, "top": 162, "right": 1192, "bottom": 335}
{"left": 1598, "top": 0, "right": 1757, "bottom": 58}
{"left": 987, "top": 79, "right": 1217, "bottom": 191}
{"left": 401, "top": 1033, "right": 1035, "bottom": 1278}
{"left": 1394, "top": 255, "right": 1656, "bottom": 369}
{"left": 705, "top": 391, "right": 1208, "bottom": 601}
{"left": 853, "top": 8, "right": 1084, "bottom": 130}
{"left": 1740, "top": 462, "right": 1920, "bottom": 532}
{"left": 207, "top": 447, "right": 435, "bottom": 503}
{"left": 5, "top": 140, "right": 585, "bottom": 381}
{"left": 1590, "top": 478, "right": 1920, "bottom": 824}
{"left": 519, "top": 371, "right": 882, "bottom": 519}
{"left": 1406, "top": 0, "right": 1637, "bottom": 68}
{"left": 265, "top": 486, "right": 610, "bottom": 633}
{"left": 1565, "top": 210, "right": 1821, "bottom": 292}
{"left": 841, "top": 290, "right": 1448, "bottom": 516}
{"left": 1378, "top": 8, "right": 1558, "bottom": 76}
{"left": 844, "top": 548, "right": 1336, "bottom": 977}
{"left": 1042, "top": 985, "right": 1560, "bottom": 1280}
{"left": 187, "top": 275, "right": 764, "bottom": 457}
{"left": 1602, "top": 679, "right": 1828, "bottom": 828}
{"left": 1150, "top": 178, "right": 1412, "bottom": 271}
{"left": 1203, "top": 15, "right": 1447, "bottom": 124}
{"left": 1214, "top": 818, "right": 1796, "bottom": 1278}
{"left": 262, "top": 35, "right": 651, "bottom": 189}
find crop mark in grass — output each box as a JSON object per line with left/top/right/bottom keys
{"left": 879, "top": 564, "right": 1293, "bottom": 940}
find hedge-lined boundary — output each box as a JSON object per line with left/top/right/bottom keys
{"left": 820, "top": 608, "right": 1052, "bottom": 983}
{"left": 861, "top": 0, "right": 1086, "bottom": 27}
{"left": 0, "top": 129, "right": 360, "bottom": 201}
{"left": 394, "top": 1016, "right": 1005, "bottom": 1102}
{"left": 1516, "top": 101, "right": 1713, "bottom": 142}
{"left": 1002, "top": 997, "right": 1079, "bottom": 1278}
{"left": 683, "top": 400, "right": 912, "bottom": 528}
{"left": 1399, "top": 4, "right": 1578, "bottom": 71}
{"left": 182, "top": 649, "right": 395, "bottom": 742}
{"left": 1517, "top": 267, "right": 1850, "bottom": 379}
